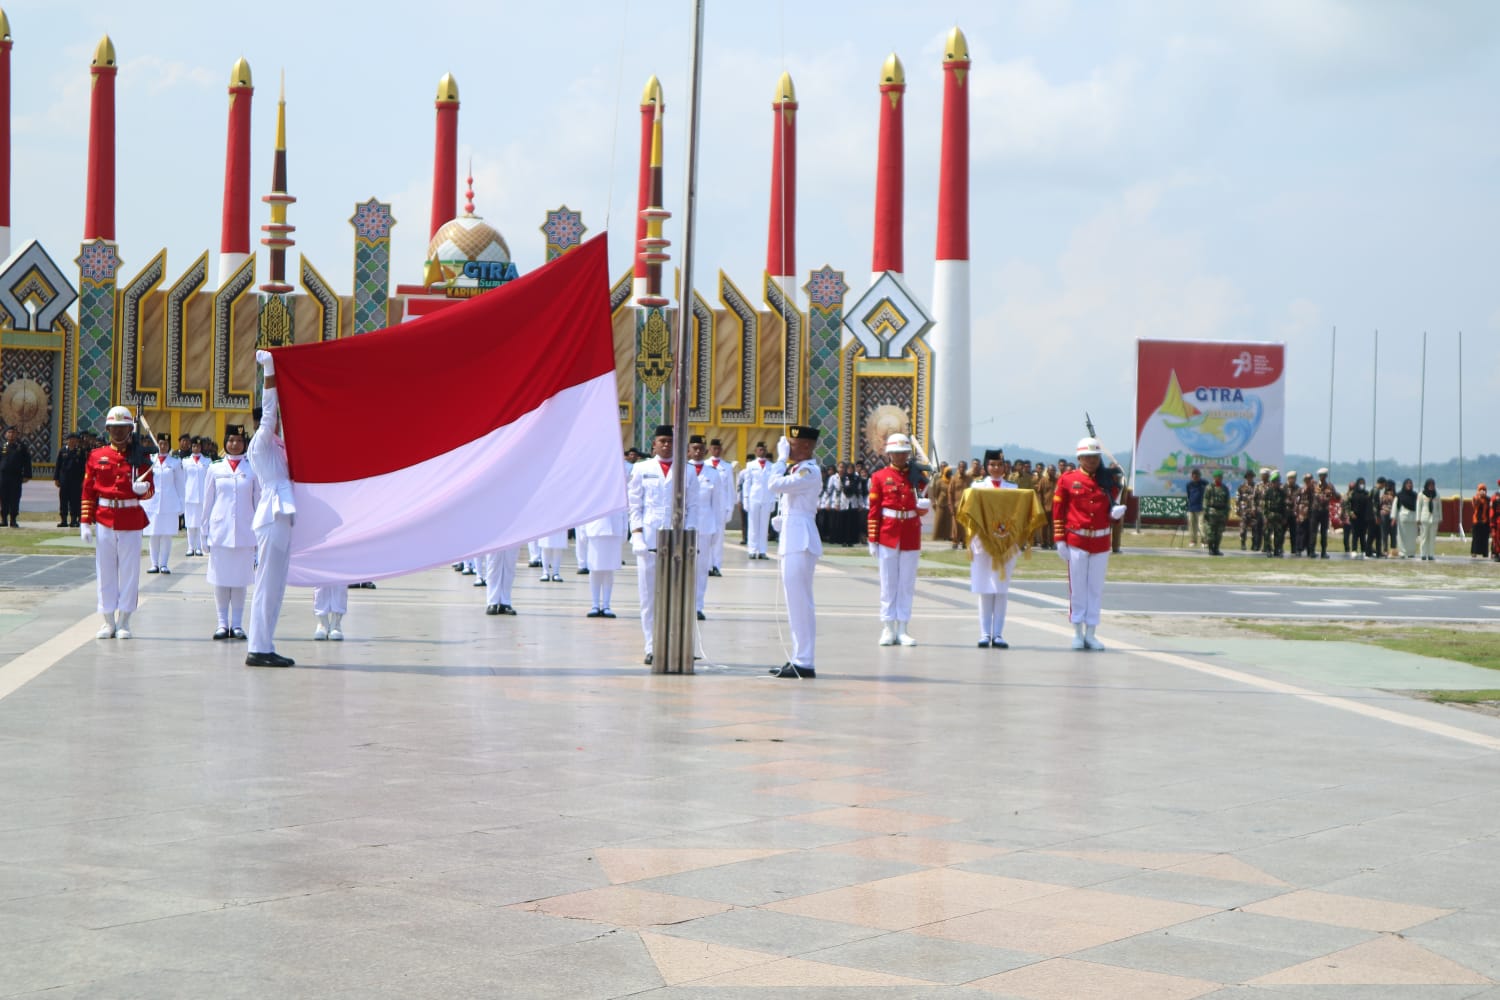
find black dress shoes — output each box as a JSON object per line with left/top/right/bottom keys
{"left": 992, "top": 640, "right": 1009, "bottom": 649}
{"left": 696, "top": 610, "right": 706, "bottom": 621}
{"left": 486, "top": 604, "right": 501, "bottom": 615}
{"left": 708, "top": 567, "right": 722, "bottom": 577}
{"left": 245, "top": 651, "right": 294, "bottom": 667}
{"left": 146, "top": 567, "right": 160, "bottom": 574}
{"left": 600, "top": 609, "right": 615, "bottom": 618}
{"left": 977, "top": 639, "right": 991, "bottom": 648}
{"left": 360, "top": 582, "right": 377, "bottom": 589}
{"left": 586, "top": 608, "right": 603, "bottom": 618}
{"left": 577, "top": 567, "right": 590, "bottom": 575}
{"left": 770, "top": 663, "right": 815, "bottom": 679}
{"left": 230, "top": 627, "right": 247, "bottom": 640}
{"left": 500, "top": 604, "right": 517, "bottom": 615}
{"left": 212, "top": 627, "right": 229, "bottom": 640}
{"left": 644, "top": 653, "right": 653, "bottom": 665}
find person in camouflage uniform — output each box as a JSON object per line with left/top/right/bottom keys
{"left": 1292, "top": 475, "right": 1313, "bottom": 557}
{"left": 1203, "top": 470, "right": 1231, "bottom": 556}
{"left": 1310, "top": 469, "right": 1334, "bottom": 558}
{"left": 1253, "top": 469, "right": 1272, "bottom": 551}
{"left": 1237, "top": 469, "right": 1259, "bottom": 550}
{"left": 1262, "top": 470, "right": 1288, "bottom": 557}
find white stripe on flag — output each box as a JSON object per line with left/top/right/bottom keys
{"left": 285, "top": 372, "right": 624, "bottom": 587}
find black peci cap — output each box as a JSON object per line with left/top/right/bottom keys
{"left": 688, "top": 434, "right": 704, "bottom": 445}
{"left": 983, "top": 449, "right": 1003, "bottom": 463}
{"left": 787, "top": 425, "right": 819, "bottom": 441}
{"left": 709, "top": 438, "right": 721, "bottom": 446}
{"left": 654, "top": 424, "right": 673, "bottom": 439}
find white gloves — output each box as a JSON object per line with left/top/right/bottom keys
{"left": 131, "top": 480, "right": 150, "bottom": 497}
{"left": 631, "top": 534, "right": 647, "bottom": 555}
{"left": 255, "top": 349, "right": 275, "bottom": 374}
{"left": 1057, "top": 542, "right": 1071, "bottom": 562}
{"left": 775, "top": 436, "right": 790, "bottom": 462}
{"left": 915, "top": 497, "right": 931, "bottom": 512}
{"left": 868, "top": 541, "right": 878, "bottom": 557}
{"left": 771, "top": 515, "right": 784, "bottom": 534}
{"left": 1110, "top": 504, "right": 1127, "bottom": 521}
{"left": 80, "top": 522, "right": 94, "bottom": 543}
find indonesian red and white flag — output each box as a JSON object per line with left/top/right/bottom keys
{"left": 272, "top": 235, "right": 624, "bottom": 586}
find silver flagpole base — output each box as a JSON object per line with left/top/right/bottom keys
{"left": 652, "top": 527, "right": 697, "bottom": 675}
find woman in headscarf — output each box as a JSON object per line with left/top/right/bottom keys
{"left": 1470, "top": 483, "right": 1489, "bottom": 559}
{"left": 1415, "top": 478, "right": 1440, "bottom": 561}
{"left": 1395, "top": 478, "right": 1418, "bottom": 558}
{"left": 931, "top": 465, "right": 954, "bottom": 543}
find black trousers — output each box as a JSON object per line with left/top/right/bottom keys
{"left": 0, "top": 476, "right": 22, "bottom": 523}
{"left": 58, "top": 480, "right": 83, "bottom": 523}
{"left": 1310, "top": 511, "right": 1329, "bottom": 555}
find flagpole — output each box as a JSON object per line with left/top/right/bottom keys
{"left": 656, "top": 0, "right": 706, "bottom": 676}
{"left": 1326, "top": 326, "right": 1335, "bottom": 472}
{"left": 1370, "top": 329, "right": 1377, "bottom": 487}
{"left": 1417, "top": 331, "right": 1427, "bottom": 484}
{"left": 1457, "top": 330, "right": 1465, "bottom": 539}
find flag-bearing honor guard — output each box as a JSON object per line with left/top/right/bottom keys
{"left": 1052, "top": 435, "right": 1126, "bottom": 650}
{"left": 686, "top": 434, "right": 726, "bottom": 620}
{"left": 741, "top": 441, "right": 775, "bottom": 558}
{"left": 628, "top": 424, "right": 703, "bottom": 665}
{"left": 245, "top": 350, "right": 296, "bottom": 667}
{"left": 768, "top": 425, "right": 822, "bottom": 678}
{"left": 181, "top": 437, "right": 210, "bottom": 555}
{"left": 705, "top": 439, "right": 735, "bottom": 574}
{"left": 867, "top": 432, "right": 930, "bottom": 646}
{"left": 967, "top": 449, "right": 1016, "bottom": 647}
{"left": 80, "top": 406, "right": 156, "bottom": 639}
{"left": 202, "top": 424, "right": 258, "bottom": 639}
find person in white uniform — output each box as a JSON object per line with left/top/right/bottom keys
{"left": 313, "top": 585, "right": 348, "bottom": 641}
{"left": 180, "top": 437, "right": 210, "bottom": 556}
{"left": 141, "top": 433, "right": 184, "bottom": 575}
{"left": 628, "top": 424, "right": 703, "bottom": 665}
{"left": 740, "top": 442, "right": 775, "bottom": 559}
{"left": 686, "top": 435, "right": 726, "bottom": 620}
{"left": 705, "top": 439, "right": 736, "bottom": 575}
{"left": 968, "top": 449, "right": 1017, "bottom": 648}
{"left": 538, "top": 526, "right": 570, "bottom": 582}
{"left": 768, "top": 426, "right": 823, "bottom": 678}
{"left": 582, "top": 462, "right": 629, "bottom": 617}
{"left": 245, "top": 350, "right": 295, "bottom": 668}
{"left": 202, "top": 424, "right": 258, "bottom": 640}
{"left": 483, "top": 546, "right": 521, "bottom": 615}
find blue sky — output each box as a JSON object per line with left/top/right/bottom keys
{"left": 8, "top": 0, "right": 1498, "bottom": 460}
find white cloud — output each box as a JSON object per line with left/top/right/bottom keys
{"left": 967, "top": 57, "right": 1134, "bottom": 168}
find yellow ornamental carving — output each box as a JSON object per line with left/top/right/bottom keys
{"left": 636, "top": 308, "right": 673, "bottom": 390}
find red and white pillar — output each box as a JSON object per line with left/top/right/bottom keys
{"left": 218, "top": 58, "right": 253, "bottom": 286}
{"left": 83, "top": 35, "right": 117, "bottom": 243}
{"left": 931, "top": 28, "right": 972, "bottom": 465}
{"left": 871, "top": 53, "right": 904, "bottom": 286}
{"left": 429, "top": 74, "right": 459, "bottom": 240}
{"left": 0, "top": 12, "right": 12, "bottom": 260}
{"left": 766, "top": 72, "right": 797, "bottom": 300}
{"left": 633, "top": 75, "right": 662, "bottom": 305}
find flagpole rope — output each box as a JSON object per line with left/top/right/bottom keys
{"left": 603, "top": 0, "right": 631, "bottom": 232}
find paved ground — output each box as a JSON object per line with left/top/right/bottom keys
{"left": 2, "top": 541, "right": 1500, "bottom": 998}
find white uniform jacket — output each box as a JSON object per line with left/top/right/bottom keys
{"left": 181, "top": 452, "right": 210, "bottom": 506}
{"left": 707, "top": 457, "right": 738, "bottom": 526}
{"left": 741, "top": 458, "right": 776, "bottom": 509}
{"left": 769, "top": 459, "right": 823, "bottom": 557}
{"left": 686, "top": 461, "right": 729, "bottom": 536}
{"left": 202, "top": 457, "right": 261, "bottom": 549}
{"left": 248, "top": 386, "right": 295, "bottom": 531}
{"left": 141, "top": 453, "right": 185, "bottom": 522}
{"left": 628, "top": 457, "right": 704, "bottom": 549}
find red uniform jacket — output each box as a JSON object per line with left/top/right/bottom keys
{"left": 81, "top": 445, "right": 155, "bottom": 531}
{"left": 1053, "top": 468, "right": 1112, "bottom": 554}
{"left": 868, "top": 466, "right": 924, "bottom": 551}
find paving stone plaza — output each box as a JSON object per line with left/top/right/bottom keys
{"left": 2, "top": 541, "right": 1499, "bottom": 998}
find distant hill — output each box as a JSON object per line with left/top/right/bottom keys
{"left": 976, "top": 443, "right": 1500, "bottom": 497}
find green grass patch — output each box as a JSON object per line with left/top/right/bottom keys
{"left": 1230, "top": 620, "right": 1500, "bottom": 672}
{"left": 1425, "top": 690, "right": 1500, "bottom": 704}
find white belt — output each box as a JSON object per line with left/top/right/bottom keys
{"left": 882, "top": 509, "right": 918, "bottom": 520}
{"left": 98, "top": 498, "right": 141, "bottom": 509}
{"left": 1069, "top": 526, "right": 1111, "bottom": 538}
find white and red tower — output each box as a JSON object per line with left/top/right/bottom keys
{"left": 931, "top": 27, "right": 972, "bottom": 464}
{"left": 633, "top": 76, "right": 663, "bottom": 305}
{"left": 429, "top": 73, "right": 458, "bottom": 241}
{"left": 766, "top": 71, "right": 797, "bottom": 299}
{"left": 0, "top": 10, "right": 11, "bottom": 260}
{"left": 871, "top": 53, "right": 904, "bottom": 286}
{"left": 218, "top": 57, "right": 253, "bottom": 285}
{"left": 83, "top": 35, "right": 116, "bottom": 243}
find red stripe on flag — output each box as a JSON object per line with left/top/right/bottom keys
{"left": 273, "top": 236, "right": 613, "bottom": 484}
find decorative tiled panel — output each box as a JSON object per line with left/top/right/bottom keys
{"left": 804, "top": 266, "right": 847, "bottom": 450}
{"left": 350, "top": 199, "right": 395, "bottom": 334}
{"left": 74, "top": 240, "right": 119, "bottom": 435}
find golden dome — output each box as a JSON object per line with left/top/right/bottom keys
{"left": 230, "top": 56, "right": 252, "bottom": 88}
{"left": 774, "top": 71, "right": 796, "bottom": 104}
{"left": 881, "top": 52, "right": 904, "bottom": 86}
{"left": 946, "top": 27, "right": 970, "bottom": 62}
{"left": 0, "top": 10, "right": 11, "bottom": 43}
{"left": 436, "top": 72, "right": 459, "bottom": 104}
{"left": 427, "top": 215, "right": 511, "bottom": 268}
{"left": 92, "top": 35, "right": 116, "bottom": 69}
{"left": 641, "top": 74, "right": 662, "bottom": 108}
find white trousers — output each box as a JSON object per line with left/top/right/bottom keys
{"left": 542, "top": 547, "right": 565, "bottom": 577}
{"left": 248, "top": 515, "right": 292, "bottom": 654}
{"left": 184, "top": 502, "right": 203, "bottom": 552}
{"left": 782, "top": 550, "right": 817, "bottom": 667}
{"left": 637, "top": 550, "right": 657, "bottom": 652}
{"left": 1065, "top": 547, "right": 1109, "bottom": 625}
{"left": 527, "top": 540, "right": 541, "bottom": 562}
{"left": 1418, "top": 519, "right": 1437, "bottom": 559}
{"left": 214, "top": 586, "right": 247, "bottom": 629}
{"left": 313, "top": 584, "right": 348, "bottom": 616}
{"left": 575, "top": 532, "right": 589, "bottom": 571}
{"left": 877, "top": 545, "right": 920, "bottom": 622}
{"left": 484, "top": 548, "right": 518, "bottom": 606}
{"left": 747, "top": 501, "right": 772, "bottom": 555}
{"left": 148, "top": 534, "right": 174, "bottom": 570}
{"left": 590, "top": 569, "right": 616, "bottom": 611}
{"left": 978, "top": 592, "right": 1010, "bottom": 641}
{"left": 694, "top": 531, "right": 721, "bottom": 611}
{"left": 95, "top": 525, "right": 142, "bottom": 615}
{"left": 710, "top": 529, "right": 725, "bottom": 570}
{"left": 1397, "top": 509, "right": 1416, "bottom": 557}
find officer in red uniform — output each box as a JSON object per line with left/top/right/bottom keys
{"left": 81, "top": 406, "right": 156, "bottom": 639}
{"left": 867, "top": 433, "right": 930, "bottom": 646}
{"left": 1052, "top": 436, "right": 1125, "bottom": 650}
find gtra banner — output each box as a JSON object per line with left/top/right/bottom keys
{"left": 1133, "top": 340, "right": 1285, "bottom": 499}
